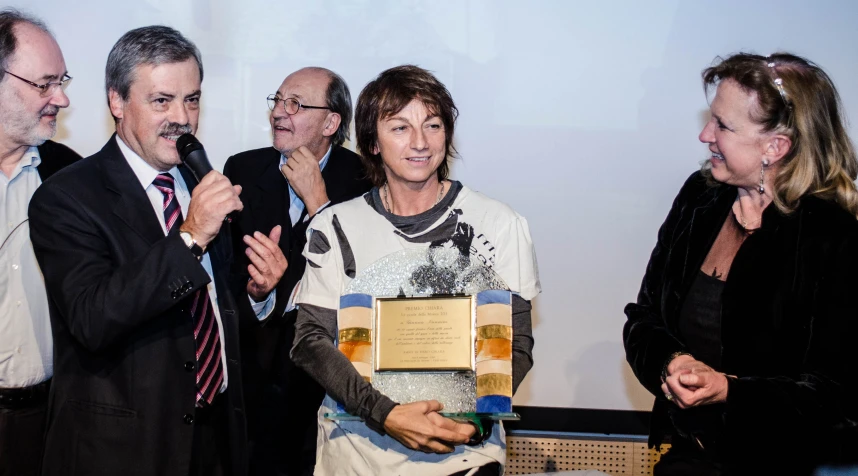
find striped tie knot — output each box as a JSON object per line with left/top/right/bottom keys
{"left": 152, "top": 173, "right": 176, "bottom": 199}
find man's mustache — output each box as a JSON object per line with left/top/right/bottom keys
{"left": 159, "top": 124, "right": 193, "bottom": 136}
{"left": 40, "top": 106, "right": 60, "bottom": 117}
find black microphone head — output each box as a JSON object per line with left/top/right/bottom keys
{"left": 176, "top": 133, "right": 203, "bottom": 161}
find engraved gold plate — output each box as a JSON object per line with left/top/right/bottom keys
{"left": 374, "top": 296, "right": 474, "bottom": 372}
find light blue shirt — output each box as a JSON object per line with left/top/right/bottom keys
{"left": 0, "top": 147, "right": 52, "bottom": 388}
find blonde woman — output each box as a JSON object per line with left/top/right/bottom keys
{"left": 624, "top": 53, "right": 858, "bottom": 475}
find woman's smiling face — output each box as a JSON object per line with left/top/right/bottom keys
{"left": 374, "top": 98, "right": 447, "bottom": 188}
{"left": 699, "top": 78, "right": 770, "bottom": 189}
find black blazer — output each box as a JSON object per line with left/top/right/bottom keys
{"left": 36, "top": 139, "right": 82, "bottom": 181}
{"left": 29, "top": 135, "right": 247, "bottom": 476}
{"left": 624, "top": 172, "right": 858, "bottom": 473}
{"left": 223, "top": 145, "right": 371, "bottom": 472}
{"left": 224, "top": 145, "right": 372, "bottom": 323}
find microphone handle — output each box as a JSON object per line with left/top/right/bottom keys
{"left": 183, "top": 149, "right": 236, "bottom": 223}
{"left": 183, "top": 148, "right": 214, "bottom": 183}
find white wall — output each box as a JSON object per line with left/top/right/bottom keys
{"left": 9, "top": 0, "right": 858, "bottom": 411}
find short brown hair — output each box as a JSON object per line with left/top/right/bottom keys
{"left": 355, "top": 65, "right": 458, "bottom": 187}
{"left": 701, "top": 52, "right": 858, "bottom": 216}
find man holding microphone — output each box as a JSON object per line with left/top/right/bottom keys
{"left": 29, "top": 25, "right": 277, "bottom": 476}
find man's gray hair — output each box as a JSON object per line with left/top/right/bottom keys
{"left": 105, "top": 25, "right": 203, "bottom": 103}
{"left": 318, "top": 68, "right": 352, "bottom": 147}
{"left": 0, "top": 8, "right": 53, "bottom": 82}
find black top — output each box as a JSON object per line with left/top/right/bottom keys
{"left": 678, "top": 270, "right": 725, "bottom": 369}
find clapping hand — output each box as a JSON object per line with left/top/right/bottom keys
{"left": 244, "top": 225, "right": 287, "bottom": 301}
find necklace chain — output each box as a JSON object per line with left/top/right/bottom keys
{"left": 733, "top": 209, "right": 762, "bottom": 232}
{"left": 383, "top": 180, "right": 445, "bottom": 213}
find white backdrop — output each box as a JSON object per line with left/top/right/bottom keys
{"left": 8, "top": 0, "right": 858, "bottom": 412}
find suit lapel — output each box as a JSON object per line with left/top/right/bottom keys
{"left": 36, "top": 141, "right": 73, "bottom": 182}
{"left": 100, "top": 135, "right": 165, "bottom": 246}
{"left": 682, "top": 187, "right": 735, "bottom": 281}
{"left": 320, "top": 146, "right": 351, "bottom": 204}
{"left": 253, "top": 154, "right": 290, "bottom": 237}
{"left": 668, "top": 184, "right": 735, "bottom": 328}
{"left": 296, "top": 203, "right": 309, "bottom": 226}
{"left": 36, "top": 148, "right": 56, "bottom": 182}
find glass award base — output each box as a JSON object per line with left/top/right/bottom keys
{"left": 324, "top": 412, "right": 520, "bottom": 422}
{"left": 331, "top": 248, "right": 519, "bottom": 425}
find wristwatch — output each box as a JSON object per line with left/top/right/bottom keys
{"left": 179, "top": 231, "right": 205, "bottom": 260}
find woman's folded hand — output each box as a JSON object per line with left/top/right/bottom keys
{"left": 661, "top": 358, "right": 729, "bottom": 409}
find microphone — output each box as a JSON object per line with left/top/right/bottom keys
{"left": 176, "top": 133, "right": 236, "bottom": 223}
{"left": 176, "top": 133, "right": 213, "bottom": 182}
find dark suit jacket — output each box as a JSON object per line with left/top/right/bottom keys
{"left": 223, "top": 145, "right": 371, "bottom": 474}
{"left": 36, "top": 139, "right": 82, "bottom": 181}
{"left": 29, "top": 135, "right": 247, "bottom": 476}
{"left": 623, "top": 172, "right": 858, "bottom": 474}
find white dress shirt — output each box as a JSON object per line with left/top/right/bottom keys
{"left": 116, "top": 137, "right": 232, "bottom": 392}
{"left": 0, "top": 147, "right": 52, "bottom": 389}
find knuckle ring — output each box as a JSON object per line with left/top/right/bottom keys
{"left": 665, "top": 392, "right": 673, "bottom": 401}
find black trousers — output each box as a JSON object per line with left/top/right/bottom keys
{"left": 247, "top": 378, "right": 322, "bottom": 476}
{"left": 0, "top": 382, "right": 50, "bottom": 476}
{"left": 189, "top": 395, "right": 231, "bottom": 476}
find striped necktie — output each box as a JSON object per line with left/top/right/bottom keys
{"left": 152, "top": 173, "right": 224, "bottom": 406}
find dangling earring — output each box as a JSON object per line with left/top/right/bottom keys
{"left": 758, "top": 159, "right": 769, "bottom": 194}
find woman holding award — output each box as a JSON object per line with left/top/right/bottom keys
{"left": 291, "top": 65, "right": 540, "bottom": 475}
{"left": 624, "top": 52, "right": 858, "bottom": 475}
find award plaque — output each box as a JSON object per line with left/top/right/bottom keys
{"left": 325, "top": 247, "right": 519, "bottom": 422}
{"left": 375, "top": 296, "right": 474, "bottom": 372}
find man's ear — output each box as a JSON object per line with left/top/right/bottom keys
{"left": 108, "top": 89, "right": 125, "bottom": 121}
{"left": 322, "top": 112, "right": 341, "bottom": 138}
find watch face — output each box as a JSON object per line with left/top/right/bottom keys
{"left": 180, "top": 232, "right": 194, "bottom": 247}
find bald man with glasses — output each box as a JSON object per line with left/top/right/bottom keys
{"left": 223, "top": 67, "right": 371, "bottom": 475}
{"left": 0, "top": 9, "right": 80, "bottom": 476}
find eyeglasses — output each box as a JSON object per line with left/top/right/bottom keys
{"left": 3, "top": 71, "right": 72, "bottom": 98}
{"left": 266, "top": 94, "right": 330, "bottom": 114}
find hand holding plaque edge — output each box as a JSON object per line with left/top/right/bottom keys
{"left": 382, "top": 400, "right": 472, "bottom": 453}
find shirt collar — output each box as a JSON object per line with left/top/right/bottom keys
{"left": 278, "top": 145, "right": 333, "bottom": 172}
{"left": 0, "top": 146, "right": 41, "bottom": 183}
{"left": 116, "top": 135, "right": 180, "bottom": 189}
{"left": 21, "top": 146, "right": 41, "bottom": 169}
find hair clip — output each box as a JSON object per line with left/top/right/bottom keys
{"left": 766, "top": 57, "right": 790, "bottom": 106}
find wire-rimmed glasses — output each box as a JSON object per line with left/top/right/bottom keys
{"left": 3, "top": 71, "right": 72, "bottom": 97}
{"left": 266, "top": 94, "right": 330, "bottom": 114}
